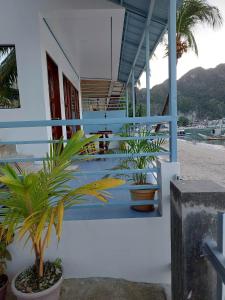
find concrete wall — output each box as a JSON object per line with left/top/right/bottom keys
{"left": 0, "top": 1, "right": 48, "bottom": 157}
{"left": 7, "top": 161, "right": 180, "bottom": 285}
{"left": 0, "top": 1, "right": 81, "bottom": 157}
{"left": 0, "top": 0, "right": 123, "bottom": 157}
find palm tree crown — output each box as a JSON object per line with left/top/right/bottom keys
{"left": 176, "top": 0, "right": 223, "bottom": 58}
{"left": 155, "top": 0, "right": 223, "bottom": 132}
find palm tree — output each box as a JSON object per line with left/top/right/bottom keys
{"left": 0, "top": 46, "right": 19, "bottom": 108}
{"left": 155, "top": 0, "right": 223, "bottom": 132}
{"left": 0, "top": 46, "right": 17, "bottom": 87}
{"left": 0, "top": 131, "right": 124, "bottom": 278}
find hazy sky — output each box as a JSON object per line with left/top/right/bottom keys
{"left": 140, "top": 0, "right": 225, "bottom": 88}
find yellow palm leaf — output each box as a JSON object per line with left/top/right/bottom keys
{"left": 56, "top": 202, "right": 64, "bottom": 241}
{"left": 45, "top": 208, "right": 55, "bottom": 248}
{"left": 34, "top": 210, "right": 49, "bottom": 244}
{"left": 74, "top": 178, "right": 124, "bottom": 194}
{"left": 19, "top": 219, "right": 35, "bottom": 240}
{"left": 0, "top": 131, "right": 126, "bottom": 279}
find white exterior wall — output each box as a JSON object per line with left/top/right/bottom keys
{"left": 8, "top": 161, "right": 180, "bottom": 285}
{"left": 0, "top": 0, "right": 123, "bottom": 157}
{"left": 0, "top": 2, "right": 49, "bottom": 157}
{"left": 39, "top": 19, "right": 81, "bottom": 141}
{"left": 0, "top": 0, "right": 84, "bottom": 157}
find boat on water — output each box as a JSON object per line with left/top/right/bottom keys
{"left": 177, "top": 129, "right": 186, "bottom": 136}
{"left": 198, "top": 121, "right": 225, "bottom": 140}
{"left": 197, "top": 133, "right": 225, "bottom": 141}
{"left": 206, "top": 135, "right": 225, "bottom": 141}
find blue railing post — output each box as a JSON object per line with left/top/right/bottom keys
{"left": 132, "top": 69, "right": 135, "bottom": 117}
{"left": 145, "top": 27, "right": 150, "bottom": 117}
{"left": 168, "top": 0, "right": 178, "bottom": 162}
{"left": 126, "top": 86, "right": 129, "bottom": 117}
{"left": 217, "top": 213, "right": 225, "bottom": 300}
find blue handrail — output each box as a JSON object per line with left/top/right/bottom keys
{"left": 0, "top": 116, "right": 168, "bottom": 218}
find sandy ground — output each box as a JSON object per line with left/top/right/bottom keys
{"left": 178, "top": 140, "right": 225, "bottom": 187}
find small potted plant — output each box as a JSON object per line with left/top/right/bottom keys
{"left": 0, "top": 227, "right": 12, "bottom": 300}
{"left": 114, "top": 130, "right": 165, "bottom": 212}
{"left": 0, "top": 131, "right": 124, "bottom": 300}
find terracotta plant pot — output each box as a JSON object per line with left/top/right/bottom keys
{"left": 0, "top": 275, "right": 8, "bottom": 300}
{"left": 11, "top": 272, "right": 63, "bottom": 300}
{"left": 130, "top": 188, "right": 156, "bottom": 212}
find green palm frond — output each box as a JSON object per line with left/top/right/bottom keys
{"left": 176, "top": 0, "right": 223, "bottom": 57}
{"left": 156, "top": 0, "right": 223, "bottom": 132}
{"left": 0, "top": 47, "right": 18, "bottom": 87}
{"left": 108, "top": 130, "right": 166, "bottom": 185}
{"left": 0, "top": 130, "right": 124, "bottom": 277}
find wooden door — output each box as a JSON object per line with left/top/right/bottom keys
{"left": 63, "top": 75, "right": 80, "bottom": 139}
{"left": 47, "top": 54, "right": 62, "bottom": 140}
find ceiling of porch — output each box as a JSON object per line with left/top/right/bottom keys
{"left": 43, "top": 0, "right": 181, "bottom": 86}
{"left": 81, "top": 79, "right": 124, "bottom": 99}
{"left": 110, "top": 0, "right": 182, "bottom": 84}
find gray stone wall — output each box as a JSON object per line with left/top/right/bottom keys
{"left": 170, "top": 180, "right": 225, "bottom": 300}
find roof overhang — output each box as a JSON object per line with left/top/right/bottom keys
{"left": 109, "top": 0, "right": 182, "bottom": 84}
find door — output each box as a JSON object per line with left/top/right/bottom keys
{"left": 47, "top": 54, "right": 62, "bottom": 140}
{"left": 63, "top": 75, "right": 80, "bottom": 139}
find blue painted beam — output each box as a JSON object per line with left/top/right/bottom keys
{"left": 217, "top": 212, "right": 225, "bottom": 299}
{"left": 203, "top": 239, "right": 225, "bottom": 285}
{"left": 73, "top": 151, "right": 169, "bottom": 160}
{"left": 69, "top": 199, "right": 159, "bottom": 209}
{"left": 168, "top": 0, "right": 178, "bottom": 162}
{"left": 74, "top": 167, "right": 158, "bottom": 176}
{"left": 146, "top": 27, "right": 150, "bottom": 117}
{"left": 126, "top": 0, "right": 156, "bottom": 84}
{"left": 119, "top": 9, "right": 129, "bottom": 76}
{"left": 0, "top": 157, "right": 46, "bottom": 163}
{"left": 126, "top": 87, "right": 129, "bottom": 117}
{"left": 109, "top": 184, "right": 160, "bottom": 191}
{"left": 121, "top": 58, "right": 143, "bottom": 69}
{"left": 0, "top": 135, "right": 169, "bottom": 145}
{"left": 0, "top": 151, "right": 169, "bottom": 163}
{"left": 122, "top": 2, "right": 167, "bottom": 26}
{"left": 132, "top": 69, "right": 135, "bottom": 117}
{"left": 0, "top": 116, "right": 173, "bottom": 128}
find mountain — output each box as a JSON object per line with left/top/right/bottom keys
{"left": 136, "top": 64, "right": 225, "bottom": 120}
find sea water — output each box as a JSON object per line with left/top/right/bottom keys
{"left": 180, "top": 128, "right": 225, "bottom": 147}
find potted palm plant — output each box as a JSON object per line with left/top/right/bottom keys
{"left": 116, "top": 130, "right": 165, "bottom": 212}
{"left": 0, "top": 227, "right": 12, "bottom": 300}
{"left": 0, "top": 130, "right": 124, "bottom": 300}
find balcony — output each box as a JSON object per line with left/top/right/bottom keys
{"left": 0, "top": 0, "right": 180, "bottom": 294}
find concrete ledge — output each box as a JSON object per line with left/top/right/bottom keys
{"left": 7, "top": 278, "right": 167, "bottom": 300}
{"left": 171, "top": 180, "right": 225, "bottom": 208}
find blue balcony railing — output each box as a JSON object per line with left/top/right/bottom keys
{"left": 0, "top": 116, "right": 172, "bottom": 220}
{"left": 203, "top": 213, "right": 225, "bottom": 300}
